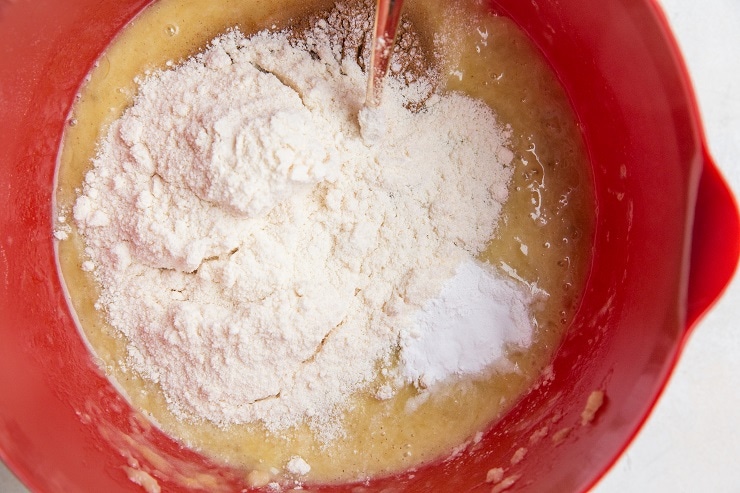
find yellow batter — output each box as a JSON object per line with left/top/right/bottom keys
{"left": 55, "top": 0, "right": 593, "bottom": 485}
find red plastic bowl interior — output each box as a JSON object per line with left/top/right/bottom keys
{"left": 0, "top": 0, "right": 738, "bottom": 492}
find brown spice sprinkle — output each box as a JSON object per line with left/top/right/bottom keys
{"left": 303, "top": 0, "right": 435, "bottom": 88}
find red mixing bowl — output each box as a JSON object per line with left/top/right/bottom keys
{"left": 1, "top": 0, "right": 738, "bottom": 492}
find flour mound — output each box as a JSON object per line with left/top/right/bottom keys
{"left": 74, "top": 7, "right": 514, "bottom": 438}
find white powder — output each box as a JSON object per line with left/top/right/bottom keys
{"left": 285, "top": 456, "right": 311, "bottom": 476}
{"left": 357, "top": 106, "right": 387, "bottom": 145}
{"left": 73, "top": 4, "right": 524, "bottom": 438}
{"left": 399, "top": 259, "right": 538, "bottom": 389}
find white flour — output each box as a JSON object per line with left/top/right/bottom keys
{"left": 73, "top": 4, "right": 529, "bottom": 438}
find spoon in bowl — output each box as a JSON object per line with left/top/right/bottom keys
{"left": 365, "top": 0, "right": 405, "bottom": 108}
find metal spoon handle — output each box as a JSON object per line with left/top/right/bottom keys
{"left": 366, "top": 0, "right": 405, "bottom": 107}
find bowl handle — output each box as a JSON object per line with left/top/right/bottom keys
{"left": 685, "top": 150, "right": 740, "bottom": 327}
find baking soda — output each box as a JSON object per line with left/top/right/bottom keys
{"left": 399, "top": 259, "right": 538, "bottom": 389}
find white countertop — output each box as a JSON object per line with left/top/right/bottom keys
{"left": 2, "top": 0, "right": 738, "bottom": 491}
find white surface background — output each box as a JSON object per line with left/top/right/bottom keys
{"left": 1, "top": 0, "right": 739, "bottom": 491}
